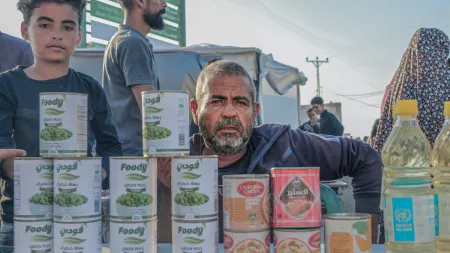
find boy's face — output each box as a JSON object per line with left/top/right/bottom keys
{"left": 21, "top": 2, "right": 82, "bottom": 64}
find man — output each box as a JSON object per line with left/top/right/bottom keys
{"left": 102, "top": 0, "right": 166, "bottom": 156}
{"left": 300, "top": 108, "right": 320, "bottom": 133}
{"left": 0, "top": 31, "right": 34, "bottom": 72}
{"left": 311, "top": 96, "right": 344, "bottom": 136}
{"left": 157, "top": 60, "right": 382, "bottom": 243}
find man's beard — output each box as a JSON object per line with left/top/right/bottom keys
{"left": 144, "top": 8, "right": 165, "bottom": 30}
{"left": 200, "top": 117, "right": 253, "bottom": 155}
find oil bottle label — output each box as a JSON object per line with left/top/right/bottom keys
{"left": 384, "top": 195, "right": 435, "bottom": 243}
{"left": 436, "top": 193, "right": 450, "bottom": 237}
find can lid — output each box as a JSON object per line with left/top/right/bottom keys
{"left": 142, "top": 90, "right": 189, "bottom": 94}
{"left": 110, "top": 217, "right": 158, "bottom": 223}
{"left": 14, "top": 218, "right": 53, "bottom": 222}
{"left": 224, "top": 229, "right": 270, "bottom": 233}
{"left": 110, "top": 156, "right": 152, "bottom": 159}
{"left": 53, "top": 157, "right": 102, "bottom": 160}
{"left": 172, "top": 155, "right": 218, "bottom": 159}
{"left": 324, "top": 213, "right": 371, "bottom": 220}
{"left": 271, "top": 167, "right": 320, "bottom": 171}
{"left": 40, "top": 92, "right": 87, "bottom": 96}
{"left": 223, "top": 174, "right": 269, "bottom": 179}
{"left": 172, "top": 217, "right": 218, "bottom": 223}
{"left": 13, "top": 157, "right": 50, "bottom": 161}
{"left": 444, "top": 101, "right": 450, "bottom": 117}
{"left": 396, "top": 100, "right": 418, "bottom": 116}
{"left": 54, "top": 217, "right": 102, "bottom": 224}
{"left": 273, "top": 227, "right": 321, "bottom": 232}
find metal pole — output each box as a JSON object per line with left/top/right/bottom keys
{"left": 306, "top": 57, "right": 329, "bottom": 97}
{"left": 297, "top": 83, "right": 301, "bottom": 127}
{"left": 316, "top": 64, "right": 321, "bottom": 97}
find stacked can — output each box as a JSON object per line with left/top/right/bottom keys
{"left": 271, "top": 167, "right": 322, "bottom": 253}
{"left": 109, "top": 157, "right": 158, "bottom": 253}
{"left": 14, "top": 158, "right": 54, "bottom": 253}
{"left": 222, "top": 174, "right": 271, "bottom": 253}
{"left": 171, "top": 156, "right": 219, "bottom": 253}
{"left": 53, "top": 158, "right": 103, "bottom": 253}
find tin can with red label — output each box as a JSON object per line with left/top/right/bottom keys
{"left": 274, "top": 227, "right": 321, "bottom": 253}
{"left": 224, "top": 230, "right": 270, "bottom": 253}
{"left": 222, "top": 174, "right": 270, "bottom": 231}
{"left": 271, "top": 167, "right": 321, "bottom": 228}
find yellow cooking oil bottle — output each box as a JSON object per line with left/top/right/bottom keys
{"left": 381, "top": 100, "right": 434, "bottom": 253}
{"left": 432, "top": 101, "right": 450, "bottom": 253}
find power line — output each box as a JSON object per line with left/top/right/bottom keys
{"left": 306, "top": 57, "right": 329, "bottom": 97}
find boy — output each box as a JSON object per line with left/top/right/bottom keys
{"left": 0, "top": 0, "right": 122, "bottom": 237}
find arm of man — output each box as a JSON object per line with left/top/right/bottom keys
{"left": 118, "top": 37, "right": 158, "bottom": 110}
{"left": 0, "top": 85, "right": 16, "bottom": 180}
{"left": 288, "top": 129, "right": 382, "bottom": 242}
{"left": 20, "top": 44, "right": 34, "bottom": 67}
{"left": 331, "top": 113, "right": 344, "bottom": 136}
{"left": 90, "top": 82, "right": 123, "bottom": 190}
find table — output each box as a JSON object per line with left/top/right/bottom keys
{"left": 102, "top": 243, "right": 385, "bottom": 253}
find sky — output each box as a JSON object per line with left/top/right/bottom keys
{"left": 2, "top": 0, "right": 450, "bottom": 137}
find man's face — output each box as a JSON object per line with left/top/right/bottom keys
{"left": 21, "top": 2, "right": 82, "bottom": 64}
{"left": 307, "top": 111, "right": 316, "bottom": 121}
{"left": 312, "top": 104, "right": 324, "bottom": 114}
{"left": 144, "top": 0, "right": 167, "bottom": 30}
{"left": 191, "top": 75, "right": 260, "bottom": 155}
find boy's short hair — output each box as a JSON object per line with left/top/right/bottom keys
{"left": 17, "top": 0, "right": 87, "bottom": 25}
{"left": 310, "top": 96, "right": 324, "bottom": 105}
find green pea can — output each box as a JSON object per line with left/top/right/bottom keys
{"left": 54, "top": 218, "right": 102, "bottom": 253}
{"left": 14, "top": 158, "right": 54, "bottom": 220}
{"left": 39, "top": 92, "right": 88, "bottom": 157}
{"left": 53, "top": 158, "right": 102, "bottom": 222}
{"left": 141, "top": 91, "right": 190, "bottom": 156}
{"left": 109, "top": 157, "right": 157, "bottom": 221}
{"left": 172, "top": 218, "right": 219, "bottom": 253}
{"left": 14, "top": 218, "right": 53, "bottom": 253}
{"left": 171, "top": 156, "right": 218, "bottom": 220}
{"left": 109, "top": 218, "right": 157, "bottom": 253}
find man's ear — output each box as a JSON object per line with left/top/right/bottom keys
{"left": 190, "top": 99, "right": 199, "bottom": 125}
{"left": 135, "top": 0, "right": 146, "bottom": 9}
{"left": 21, "top": 22, "right": 30, "bottom": 41}
{"left": 253, "top": 102, "right": 260, "bottom": 120}
{"left": 76, "top": 27, "right": 83, "bottom": 47}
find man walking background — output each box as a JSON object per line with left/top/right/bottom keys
{"left": 311, "top": 96, "right": 344, "bottom": 136}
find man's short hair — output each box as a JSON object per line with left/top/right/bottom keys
{"left": 307, "top": 108, "right": 314, "bottom": 113}
{"left": 311, "top": 96, "right": 324, "bottom": 105}
{"left": 119, "top": 0, "right": 133, "bottom": 10}
{"left": 196, "top": 60, "right": 256, "bottom": 106}
{"left": 17, "top": 0, "right": 87, "bottom": 25}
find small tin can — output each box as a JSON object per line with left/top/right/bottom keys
{"left": 222, "top": 174, "right": 270, "bottom": 231}
{"left": 274, "top": 227, "right": 321, "bottom": 253}
{"left": 53, "top": 158, "right": 102, "bottom": 221}
{"left": 271, "top": 167, "right": 321, "bottom": 228}
{"left": 54, "top": 218, "right": 102, "bottom": 253}
{"left": 142, "top": 91, "right": 190, "bottom": 156}
{"left": 109, "top": 157, "right": 157, "bottom": 221}
{"left": 14, "top": 218, "right": 53, "bottom": 253}
{"left": 324, "top": 213, "right": 372, "bottom": 253}
{"left": 14, "top": 158, "right": 54, "bottom": 219}
{"left": 171, "top": 156, "right": 218, "bottom": 220}
{"left": 39, "top": 92, "right": 88, "bottom": 157}
{"left": 224, "top": 230, "right": 270, "bottom": 253}
{"left": 109, "top": 218, "right": 157, "bottom": 253}
{"left": 172, "top": 218, "right": 219, "bottom": 253}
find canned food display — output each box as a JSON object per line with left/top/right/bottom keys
{"left": 224, "top": 230, "right": 270, "bottom": 253}
{"left": 109, "top": 157, "right": 157, "bottom": 221}
{"left": 142, "top": 91, "right": 190, "bottom": 156}
{"left": 324, "top": 213, "right": 372, "bottom": 253}
{"left": 171, "top": 156, "right": 218, "bottom": 220}
{"left": 223, "top": 174, "right": 270, "bottom": 231}
{"left": 39, "top": 92, "right": 88, "bottom": 157}
{"left": 274, "top": 227, "right": 321, "bottom": 253}
{"left": 53, "top": 158, "right": 102, "bottom": 221}
{"left": 110, "top": 218, "right": 157, "bottom": 253}
{"left": 271, "top": 167, "right": 321, "bottom": 228}
{"left": 14, "top": 219, "right": 53, "bottom": 253}
{"left": 172, "top": 218, "right": 219, "bottom": 253}
{"left": 54, "top": 218, "right": 102, "bottom": 253}
{"left": 14, "top": 158, "right": 54, "bottom": 219}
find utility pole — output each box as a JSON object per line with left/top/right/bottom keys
{"left": 306, "top": 57, "right": 329, "bottom": 97}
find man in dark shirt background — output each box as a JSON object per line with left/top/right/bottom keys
{"left": 0, "top": 31, "right": 34, "bottom": 72}
{"left": 311, "top": 96, "right": 344, "bottom": 136}
{"left": 300, "top": 107, "right": 320, "bottom": 133}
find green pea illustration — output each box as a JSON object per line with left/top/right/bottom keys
{"left": 116, "top": 192, "right": 153, "bottom": 207}
{"left": 143, "top": 125, "right": 172, "bottom": 140}
{"left": 29, "top": 191, "right": 54, "bottom": 205}
{"left": 40, "top": 127, "right": 73, "bottom": 141}
{"left": 54, "top": 192, "right": 88, "bottom": 207}
{"left": 174, "top": 191, "right": 209, "bottom": 206}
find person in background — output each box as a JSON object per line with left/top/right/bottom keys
{"left": 156, "top": 60, "right": 382, "bottom": 244}
{"left": 369, "top": 118, "right": 380, "bottom": 147}
{"left": 0, "top": 0, "right": 122, "bottom": 240}
{"left": 299, "top": 107, "right": 320, "bottom": 133}
{"left": 0, "top": 31, "right": 34, "bottom": 72}
{"left": 311, "top": 96, "right": 344, "bottom": 136}
{"left": 102, "top": 0, "right": 167, "bottom": 156}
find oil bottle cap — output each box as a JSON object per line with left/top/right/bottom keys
{"left": 396, "top": 100, "right": 418, "bottom": 115}
{"left": 445, "top": 101, "right": 450, "bottom": 117}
